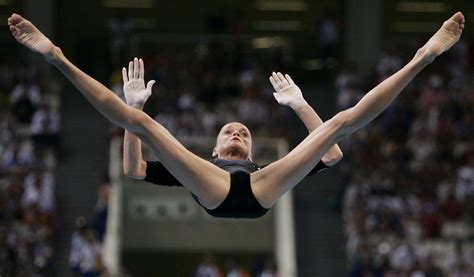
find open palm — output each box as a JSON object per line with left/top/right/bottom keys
{"left": 122, "top": 58, "right": 155, "bottom": 108}
{"left": 269, "top": 72, "right": 307, "bottom": 109}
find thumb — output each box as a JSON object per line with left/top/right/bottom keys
{"left": 146, "top": 80, "right": 156, "bottom": 92}
{"left": 272, "top": 92, "right": 281, "bottom": 102}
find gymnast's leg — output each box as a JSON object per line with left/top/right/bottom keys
{"left": 7, "top": 14, "right": 229, "bottom": 208}
{"left": 251, "top": 12, "right": 465, "bottom": 208}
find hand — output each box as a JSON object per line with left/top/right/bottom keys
{"left": 122, "top": 58, "right": 156, "bottom": 109}
{"left": 269, "top": 72, "right": 308, "bottom": 110}
{"left": 8, "top": 14, "right": 57, "bottom": 61}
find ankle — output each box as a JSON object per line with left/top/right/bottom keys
{"left": 46, "top": 46, "right": 62, "bottom": 64}
{"left": 414, "top": 46, "right": 436, "bottom": 66}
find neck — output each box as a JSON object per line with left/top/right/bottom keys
{"left": 218, "top": 151, "right": 248, "bottom": 161}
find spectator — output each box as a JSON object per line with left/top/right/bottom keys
{"left": 69, "top": 216, "right": 87, "bottom": 276}
{"left": 30, "top": 101, "right": 61, "bottom": 156}
{"left": 9, "top": 80, "right": 41, "bottom": 124}
{"left": 193, "top": 255, "right": 222, "bottom": 277}
{"left": 91, "top": 178, "right": 110, "bottom": 242}
{"left": 77, "top": 228, "right": 103, "bottom": 277}
{"left": 225, "top": 259, "right": 250, "bottom": 277}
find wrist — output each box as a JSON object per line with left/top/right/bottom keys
{"left": 290, "top": 99, "right": 309, "bottom": 112}
{"left": 47, "top": 46, "right": 63, "bottom": 64}
{"left": 130, "top": 103, "right": 144, "bottom": 109}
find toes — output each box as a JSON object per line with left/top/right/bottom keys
{"left": 9, "top": 13, "right": 24, "bottom": 24}
{"left": 450, "top": 12, "right": 465, "bottom": 25}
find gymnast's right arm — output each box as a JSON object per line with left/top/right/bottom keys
{"left": 121, "top": 58, "right": 154, "bottom": 179}
{"left": 120, "top": 58, "right": 183, "bottom": 187}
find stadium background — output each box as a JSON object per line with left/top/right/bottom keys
{"left": 0, "top": 0, "right": 473, "bottom": 276}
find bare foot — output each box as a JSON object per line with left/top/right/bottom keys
{"left": 8, "top": 13, "right": 56, "bottom": 60}
{"left": 420, "top": 12, "right": 465, "bottom": 63}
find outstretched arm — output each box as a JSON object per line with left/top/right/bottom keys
{"left": 122, "top": 58, "right": 156, "bottom": 179}
{"left": 270, "top": 72, "right": 343, "bottom": 166}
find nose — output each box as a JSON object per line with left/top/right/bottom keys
{"left": 232, "top": 130, "right": 240, "bottom": 136}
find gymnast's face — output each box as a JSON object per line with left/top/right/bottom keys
{"left": 213, "top": 122, "right": 252, "bottom": 160}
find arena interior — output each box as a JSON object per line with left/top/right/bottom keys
{"left": 0, "top": 0, "right": 473, "bottom": 276}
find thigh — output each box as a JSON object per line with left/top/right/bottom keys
{"left": 251, "top": 114, "right": 345, "bottom": 208}
{"left": 135, "top": 114, "right": 230, "bottom": 209}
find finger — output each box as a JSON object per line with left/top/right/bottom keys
{"left": 277, "top": 72, "right": 289, "bottom": 86}
{"left": 285, "top": 74, "right": 295, "bottom": 86}
{"left": 146, "top": 80, "right": 156, "bottom": 91}
{"left": 133, "top": 57, "right": 139, "bottom": 79}
{"left": 272, "top": 72, "right": 283, "bottom": 90}
{"left": 128, "top": 61, "right": 133, "bottom": 80}
{"left": 122, "top": 67, "right": 128, "bottom": 83}
{"left": 139, "top": 58, "right": 145, "bottom": 79}
{"left": 269, "top": 76, "right": 279, "bottom": 90}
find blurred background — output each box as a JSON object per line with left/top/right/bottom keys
{"left": 0, "top": 0, "right": 474, "bottom": 276}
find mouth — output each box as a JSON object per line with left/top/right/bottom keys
{"left": 231, "top": 137, "right": 242, "bottom": 143}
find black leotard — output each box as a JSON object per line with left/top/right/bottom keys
{"left": 143, "top": 159, "right": 328, "bottom": 219}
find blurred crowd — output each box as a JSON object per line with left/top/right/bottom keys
{"left": 109, "top": 39, "right": 293, "bottom": 140}
{"left": 340, "top": 40, "right": 474, "bottom": 276}
{"left": 68, "top": 178, "right": 110, "bottom": 277}
{"left": 193, "top": 255, "right": 278, "bottom": 277}
{"left": 0, "top": 64, "right": 60, "bottom": 276}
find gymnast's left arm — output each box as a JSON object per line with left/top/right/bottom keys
{"left": 269, "top": 72, "right": 343, "bottom": 166}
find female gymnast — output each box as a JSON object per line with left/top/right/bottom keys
{"left": 121, "top": 58, "right": 343, "bottom": 218}
{"left": 8, "top": 12, "right": 465, "bottom": 218}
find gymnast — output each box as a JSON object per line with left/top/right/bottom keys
{"left": 8, "top": 12, "right": 465, "bottom": 218}
{"left": 121, "top": 57, "right": 342, "bottom": 218}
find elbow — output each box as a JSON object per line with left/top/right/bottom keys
{"left": 322, "top": 150, "right": 343, "bottom": 166}
{"left": 123, "top": 164, "right": 146, "bottom": 180}
{"left": 124, "top": 171, "right": 145, "bottom": 180}
{"left": 123, "top": 166, "right": 133, "bottom": 178}
{"left": 123, "top": 165, "right": 134, "bottom": 178}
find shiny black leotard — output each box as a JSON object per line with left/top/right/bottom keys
{"left": 143, "top": 159, "right": 328, "bottom": 219}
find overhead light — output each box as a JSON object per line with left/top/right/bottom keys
{"left": 303, "top": 59, "right": 323, "bottom": 71}
{"left": 102, "top": 0, "right": 153, "bottom": 8}
{"left": 256, "top": 0, "right": 307, "bottom": 11}
{"left": 252, "top": 37, "right": 285, "bottom": 49}
{"left": 392, "top": 21, "right": 439, "bottom": 33}
{"left": 255, "top": 20, "right": 303, "bottom": 31}
{"left": 397, "top": 2, "right": 448, "bottom": 13}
